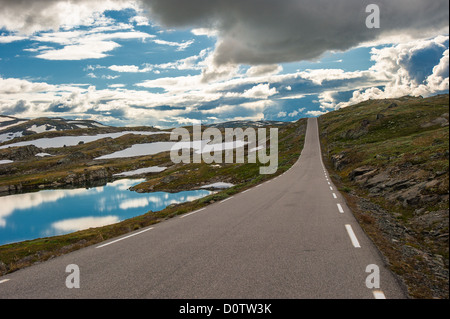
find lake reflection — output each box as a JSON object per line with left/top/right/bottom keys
{"left": 0, "top": 179, "right": 212, "bottom": 245}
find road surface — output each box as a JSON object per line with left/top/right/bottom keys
{"left": 0, "top": 118, "right": 407, "bottom": 299}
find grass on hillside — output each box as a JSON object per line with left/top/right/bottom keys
{"left": 319, "top": 94, "right": 449, "bottom": 298}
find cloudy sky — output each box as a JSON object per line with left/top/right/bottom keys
{"left": 0, "top": 0, "right": 448, "bottom": 128}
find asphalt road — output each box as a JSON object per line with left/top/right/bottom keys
{"left": 0, "top": 118, "right": 407, "bottom": 299}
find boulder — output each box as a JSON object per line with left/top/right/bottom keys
{"left": 349, "top": 166, "right": 377, "bottom": 181}
{"left": 2, "top": 145, "right": 42, "bottom": 161}
{"left": 331, "top": 152, "right": 348, "bottom": 171}
{"left": 365, "top": 171, "right": 390, "bottom": 189}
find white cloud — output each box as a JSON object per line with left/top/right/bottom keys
{"left": 306, "top": 110, "right": 327, "bottom": 117}
{"left": 0, "top": 0, "right": 137, "bottom": 34}
{"left": 108, "top": 83, "right": 126, "bottom": 88}
{"left": 288, "top": 110, "right": 298, "bottom": 117}
{"left": 0, "top": 34, "right": 27, "bottom": 43}
{"left": 0, "top": 77, "right": 54, "bottom": 94}
{"left": 342, "top": 35, "right": 450, "bottom": 106}
{"left": 108, "top": 64, "right": 152, "bottom": 73}
{"left": 153, "top": 39, "right": 194, "bottom": 51}
{"left": 287, "top": 107, "right": 305, "bottom": 118}
{"left": 245, "top": 64, "right": 282, "bottom": 77}
{"left": 33, "top": 30, "right": 155, "bottom": 60}
{"left": 37, "top": 41, "right": 121, "bottom": 60}
{"left": 242, "top": 83, "right": 278, "bottom": 99}
{"left": 130, "top": 15, "right": 150, "bottom": 26}
{"left": 191, "top": 28, "right": 218, "bottom": 37}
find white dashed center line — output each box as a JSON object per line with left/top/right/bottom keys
{"left": 345, "top": 224, "right": 361, "bottom": 248}
{"left": 373, "top": 290, "right": 386, "bottom": 299}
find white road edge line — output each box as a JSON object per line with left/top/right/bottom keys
{"left": 0, "top": 279, "right": 10, "bottom": 284}
{"left": 337, "top": 203, "right": 344, "bottom": 213}
{"left": 242, "top": 189, "right": 250, "bottom": 194}
{"left": 96, "top": 227, "right": 154, "bottom": 248}
{"left": 345, "top": 224, "right": 361, "bottom": 248}
{"left": 180, "top": 208, "right": 206, "bottom": 219}
{"left": 333, "top": 193, "right": 337, "bottom": 199}
{"left": 373, "top": 290, "right": 386, "bottom": 299}
{"left": 220, "top": 196, "right": 234, "bottom": 203}
{"left": 329, "top": 186, "right": 333, "bottom": 190}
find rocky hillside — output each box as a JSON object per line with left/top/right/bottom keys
{"left": 319, "top": 94, "right": 449, "bottom": 299}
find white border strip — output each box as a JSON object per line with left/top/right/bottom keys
{"left": 220, "top": 196, "right": 233, "bottom": 204}
{"left": 96, "top": 227, "right": 154, "bottom": 248}
{"left": 180, "top": 208, "right": 206, "bottom": 219}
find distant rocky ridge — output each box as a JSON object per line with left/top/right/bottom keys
{"left": 204, "top": 120, "right": 286, "bottom": 128}
{"left": 0, "top": 115, "right": 109, "bottom": 144}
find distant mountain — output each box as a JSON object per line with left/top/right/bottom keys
{"left": 204, "top": 120, "right": 287, "bottom": 129}
{"left": 0, "top": 116, "right": 289, "bottom": 144}
{"left": 0, "top": 116, "right": 109, "bottom": 144}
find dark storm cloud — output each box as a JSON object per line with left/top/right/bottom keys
{"left": 1, "top": 0, "right": 448, "bottom": 65}
{"left": 141, "top": 0, "right": 449, "bottom": 65}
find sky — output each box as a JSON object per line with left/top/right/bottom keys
{"left": 0, "top": 0, "right": 448, "bottom": 128}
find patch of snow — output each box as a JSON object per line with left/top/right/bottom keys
{"left": 96, "top": 141, "right": 180, "bottom": 160}
{"left": 92, "top": 123, "right": 108, "bottom": 128}
{"left": 0, "top": 120, "right": 27, "bottom": 131}
{"left": 29, "top": 124, "right": 56, "bottom": 134}
{"left": 200, "top": 182, "right": 234, "bottom": 189}
{"left": 0, "top": 159, "right": 14, "bottom": 165}
{"left": 36, "top": 153, "right": 53, "bottom": 157}
{"left": 0, "top": 131, "right": 23, "bottom": 143}
{"left": 95, "top": 139, "right": 248, "bottom": 160}
{"left": 113, "top": 166, "right": 167, "bottom": 176}
{"left": 0, "top": 116, "right": 15, "bottom": 123}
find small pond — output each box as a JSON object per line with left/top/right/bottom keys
{"left": 0, "top": 179, "right": 212, "bottom": 246}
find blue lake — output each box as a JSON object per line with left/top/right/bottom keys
{"left": 0, "top": 179, "right": 212, "bottom": 246}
